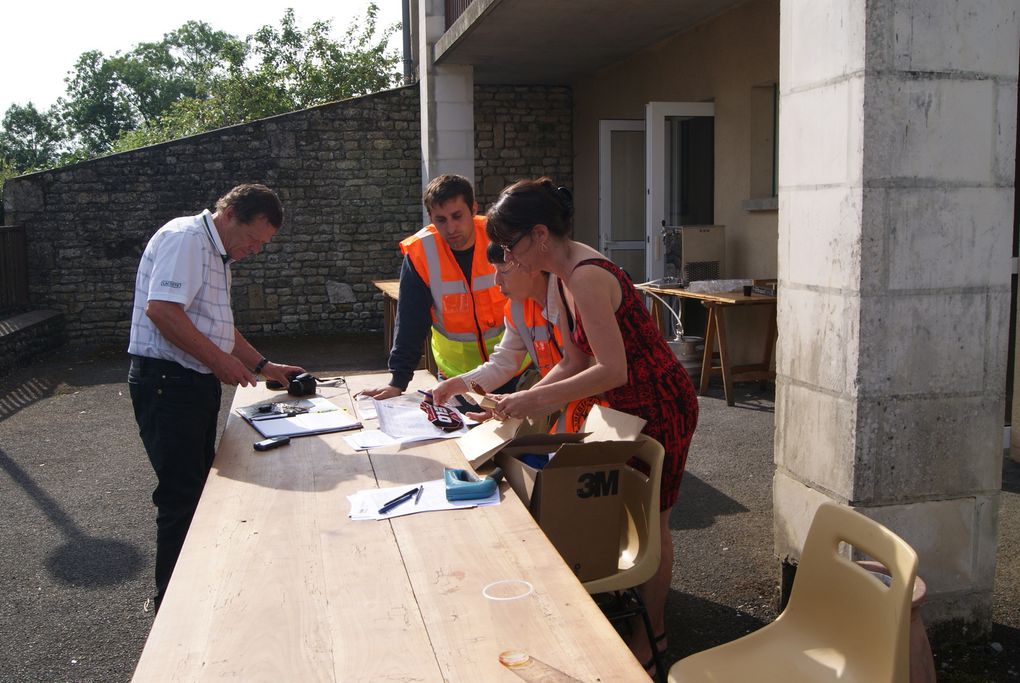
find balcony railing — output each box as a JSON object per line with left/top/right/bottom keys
{"left": 445, "top": 0, "right": 472, "bottom": 28}
{"left": 0, "top": 226, "right": 29, "bottom": 312}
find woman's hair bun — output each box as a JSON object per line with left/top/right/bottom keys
{"left": 555, "top": 186, "right": 574, "bottom": 221}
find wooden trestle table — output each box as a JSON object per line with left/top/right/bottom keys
{"left": 131, "top": 371, "right": 646, "bottom": 682}
{"left": 372, "top": 278, "right": 438, "bottom": 376}
{"left": 636, "top": 282, "right": 778, "bottom": 406}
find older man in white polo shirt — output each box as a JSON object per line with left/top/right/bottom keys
{"left": 128, "top": 183, "right": 303, "bottom": 611}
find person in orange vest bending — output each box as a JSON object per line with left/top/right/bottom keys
{"left": 430, "top": 243, "right": 603, "bottom": 433}
{"left": 360, "top": 175, "right": 516, "bottom": 400}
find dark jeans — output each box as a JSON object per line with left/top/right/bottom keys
{"left": 128, "top": 355, "right": 221, "bottom": 609}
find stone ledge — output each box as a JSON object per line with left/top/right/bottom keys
{"left": 0, "top": 309, "right": 65, "bottom": 376}
{"left": 742, "top": 197, "right": 778, "bottom": 211}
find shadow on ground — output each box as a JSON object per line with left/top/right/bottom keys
{"left": 0, "top": 449, "right": 144, "bottom": 587}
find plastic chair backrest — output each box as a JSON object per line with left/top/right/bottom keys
{"left": 784, "top": 502, "right": 918, "bottom": 683}
{"left": 583, "top": 435, "right": 664, "bottom": 594}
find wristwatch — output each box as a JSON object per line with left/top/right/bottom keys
{"left": 253, "top": 357, "right": 269, "bottom": 375}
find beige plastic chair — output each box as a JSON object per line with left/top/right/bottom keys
{"left": 583, "top": 435, "right": 665, "bottom": 681}
{"left": 668, "top": 501, "right": 919, "bottom": 683}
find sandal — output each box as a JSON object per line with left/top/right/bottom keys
{"left": 642, "top": 632, "right": 668, "bottom": 679}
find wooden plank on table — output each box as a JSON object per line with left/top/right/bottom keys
{"left": 133, "top": 382, "right": 443, "bottom": 682}
{"left": 360, "top": 370, "right": 647, "bottom": 682}
{"left": 375, "top": 439, "right": 646, "bottom": 682}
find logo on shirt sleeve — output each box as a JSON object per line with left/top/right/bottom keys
{"left": 159, "top": 280, "right": 183, "bottom": 289}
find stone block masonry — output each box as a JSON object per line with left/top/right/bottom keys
{"left": 474, "top": 85, "right": 573, "bottom": 209}
{"left": 1, "top": 83, "right": 573, "bottom": 347}
{"left": 0, "top": 310, "right": 65, "bottom": 375}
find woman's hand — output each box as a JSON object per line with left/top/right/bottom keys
{"left": 429, "top": 376, "right": 468, "bottom": 407}
{"left": 464, "top": 408, "right": 495, "bottom": 423}
{"left": 492, "top": 390, "right": 556, "bottom": 421}
{"left": 488, "top": 393, "right": 512, "bottom": 420}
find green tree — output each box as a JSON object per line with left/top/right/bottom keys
{"left": 0, "top": 4, "right": 401, "bottom": 167}
{"left": 0, "top": 103, "right": 63, "bottom": 171}
{"left": 248, "top": 5, "right": 399, "bottom": 108}
{"left": 115, "top": 21, "right": 246, "bottom": 124}
{"left": 59, "top": 22, "right": 247, "bottom": 156}
{"left": 58, "top": 50, "right": 137, "bottom": 156}
{"left": 113, "top": 5, "right": 400, "bottom": 153}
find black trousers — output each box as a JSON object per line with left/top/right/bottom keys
{"left": 128, "top": 355, "right": 221, "bottom": 608}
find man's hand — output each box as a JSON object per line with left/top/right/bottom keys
{"left": 262, "top": 362, "right": 305, "bottom": 387}
{"left": 358, "top": 385, "right": 402, "bottom": 400}
{"left": 208, "top": 351, "right": 258, "bottom": 387}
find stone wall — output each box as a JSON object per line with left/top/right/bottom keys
{"left": 1, "top": 83, "right": 574, "bottom": 348}
{"left": 474, "top": 85, "right": 573, "bottom": 208}
{"left": 0, "top": 310, "right": 65, "bottom": 375}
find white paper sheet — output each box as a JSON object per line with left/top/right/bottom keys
{"left": 373, "top": 394, "right": 470, "bottom": 442}
{"left": 347, "top": 479, "right": 501, "bottom": 520}
{"left": 343, "top": 429, "right": 399, "bottom": 451}
{"left": 353, "top": 395, "right": 377, "bottom": 420}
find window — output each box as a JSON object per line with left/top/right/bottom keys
{"left": 745, "top": 83, "right": 778, "bottom": 211}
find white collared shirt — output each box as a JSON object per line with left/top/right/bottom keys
{"left": 127, "top": 210, "right": 234, "bottom": 373}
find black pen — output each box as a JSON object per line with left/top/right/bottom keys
{"left": 414, "top": 485, "right": 423, "bottom": 505}
{"left": 249, "top": 413, "right": 292, "bottom": 422}
{"left": 378, "top": 487, "right": 419, "bottom": 515}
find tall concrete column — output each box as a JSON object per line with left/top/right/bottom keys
{"left": 418, "top": 0, "right": 475, "bottom": 189}
{"left": 776, "top": 0, "right": 1017, "bottom": 629}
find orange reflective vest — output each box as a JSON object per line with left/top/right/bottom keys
{"left": 506, "top": 292, "right": 606, "bottom": 434}
{"left": 506, "top": 298, "right": 560, "bottom": 376}
{"left": 400, "top": 216, "right": 506, "bottom": 378}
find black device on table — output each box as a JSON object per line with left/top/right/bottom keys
{"left": 266, "top": 372, "right": 317, "bottom": 396}
{"left": 253, "top": 436, "right": 291, "bottom": 451}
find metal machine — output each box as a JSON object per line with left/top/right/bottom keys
{"left": 661, "top": 224, "right": 725, "bottom": 286}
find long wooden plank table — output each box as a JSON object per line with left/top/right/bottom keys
{"left": 636, "top": 282, "right": 778, "bottom": 406}
{"left": 132, "top": 372, "right": 646, "bottom": 681}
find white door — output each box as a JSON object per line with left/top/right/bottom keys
{"left": 598, "top": 119, "right": 647, "bottom": 283}
{"left": 645, "top": 102, "right": 715, "bottom": 282}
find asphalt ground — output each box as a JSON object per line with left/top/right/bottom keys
{"left": 0, "top": 333, "right": 1018, "bottom": 682}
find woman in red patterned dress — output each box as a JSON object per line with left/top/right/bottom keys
{"left": 485, "top": 177, "right": 699, "bottom": 676}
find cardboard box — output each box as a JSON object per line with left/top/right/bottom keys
{"left": 457, "top": 405, "right": 646, "bottom": 582}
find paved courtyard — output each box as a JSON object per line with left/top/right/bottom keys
{"left": 0, "top": 333, "right": 1017, "bottom": 681}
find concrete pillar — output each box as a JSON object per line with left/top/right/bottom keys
{"left": 418, "top": 0, "right": 475, "bottom": 189}
{"left": 776, "top": 0, "right": 1017, "bottom": 631}
{"left": 1012, "top": 256, "right": 1020, "bottom": 463}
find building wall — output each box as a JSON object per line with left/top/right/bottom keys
{"left": 474, "top": 85, "right": 574, "bottom": 209}
{"left": 1, "top": 83, "right": 573, "bottom": 348}
{"left": 571, "top": 0, "right": 780, "bottom": 361}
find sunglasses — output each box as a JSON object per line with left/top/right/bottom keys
{"left": 499, "top": 226, "right": 533, "bottom": 258}
{"left": 494, "top": 260, "right": 519, "bottom": 274}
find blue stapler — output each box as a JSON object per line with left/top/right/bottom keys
{"left": 444, "top": 467, "right": 503, "bottom": 501}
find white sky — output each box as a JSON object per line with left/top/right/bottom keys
{"left": 0, "top": 1, "right": 405, "bottom": 117}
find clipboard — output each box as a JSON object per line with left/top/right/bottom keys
{"left": 236, "top": 397, "right": 362, "bottom": 439}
